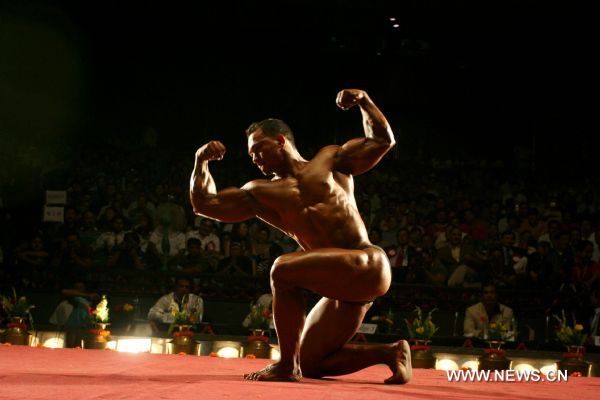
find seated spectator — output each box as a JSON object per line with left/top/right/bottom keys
{"left": 463, "top": 283, "right": 514, "bottom": 338}
{"left": 217, "top": 242, "right": 254, "bottom": 277}
{"left": 15, "top": 235, "right": 50, "bottom": 269}
{"left": 107, "top": 232, "right": 145, "bottom": 270}
{"left": 251, "top": 226, "right": 283, "bottom": 276}
{"left": 186, "top": 217, "right": 221, "bottom": 252}
{"left": 50, "top": 280, "right": 100, "bottom": 348}
{"left": 52, "top": 231, "right": 93, "bottom": 281}
{"left": 386, "top": 228, "right": 418, "bottom": 283}
{"left": 177, "top": 238, "right": 215, "bottom": 275}
{"left": 571, "top": 240, "right": 600, "bottom": 289}
{"left": 147, "top": 276, "right": 204, "bottom": 334}
{"left": 587, "top": 283, "right": 600, "bottom": 345}
{"left": 147, "top": 214, "right": 186, "bottom": 270}
{"left": 93, "top": 216, "right": 128, "bottom": 256}
{"left": 434, "top": 226, "right": 481, "bottom": 287}
{"left": 526, "top": 240, "right": 562, "bottom": 288}
{"left": 78, "top": 210, "right": 100, "bottom": 247}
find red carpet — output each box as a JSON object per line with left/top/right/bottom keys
{"left": 0, "top": 346, "right": 598, "bottom": 400}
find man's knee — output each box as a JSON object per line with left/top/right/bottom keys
{"left": 270, "top": 255, "right": 293, "bottom": 287}
{"left": 300, "top": 357, "right": 323, "bottom": 379}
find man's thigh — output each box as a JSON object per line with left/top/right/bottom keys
{"left": 272, "top": 247, "right": 390, "bottom": 302}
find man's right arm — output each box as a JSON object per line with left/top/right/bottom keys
{"left": 189, "top": 141, "right": 257, "bottom": 223}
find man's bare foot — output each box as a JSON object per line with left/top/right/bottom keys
{"left": 384, "top": 340, "right": 412, "bottom": 384}
{"left": 244, "top": 362, "right": 302, "bottom": 382}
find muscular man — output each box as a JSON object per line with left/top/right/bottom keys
{"left": 189, "top": 89, "right": 411, "bottom": 384}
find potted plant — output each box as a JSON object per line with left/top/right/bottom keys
{"left": 553, "top": 311, "right": 589, "bottom": 376}
{"left": 243, "top": 302, "right": 273, "bottom": 358}
{"left": 404, "top": 306, "right": 438, "bottom": 368}
{"left": 85, "top": 295, "right": 111, "bottom": 349}
{"left": 1, "top": 288, "right": 35, "bottom": 345}
{"left": 167, "top": 294, "right": 201, "bottom": 355}
{"left": 479, "top": 319, "right": 512, "bottom": 371}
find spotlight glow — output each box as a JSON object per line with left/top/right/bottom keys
{"left": 540, "top": 363, "right": 558, "bottom": 375}
{"left": 116, "top": 338, "right": 152, "bottom": 353}
{"left": 514, "top": 363, "right": 537, "bottom": 372}
{"left": 389, "top": 17, "right": 396, "bottom": 21}
{"left": 270, "top": 347, "right": 280, "bottom": 361}
{"left": 42, "top": 337, "right": 65, "bottom": 348}
{"left": 392, "top": 24, "right": 400, "bottom": 28}
{"left": 217, "top": 346, "right": 240, "bottom": 358}
{"left": 436, "top": 359, "right": 459, "bottom": 371}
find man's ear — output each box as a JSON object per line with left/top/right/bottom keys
{"left": 276, "top": 134, "right": 286, "bottom": 147}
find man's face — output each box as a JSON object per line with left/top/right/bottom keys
{"left": 199, "top": 220, "right": 212, "bottom": 235}
{"left": 112, "top": 218, "right": 124, "bottom": 233}
{"left": 188, "top": 243, "right": 202, "bottom": 256}
{"left": 397, "top": 229, "right": 409, "bottom": 246}
{"left": 248, "top": 130, "right": 284, "bottom": 176}
{"left": 175, "top": 279, "right": 191, "bottom": 298}
{"left": 482, "top": 285, "right": 498, "bottom": 306}
{"left": 449, "top": 228, "right": 462, "bottom": 246}
{"left": 501, "top": 233, "right": 515, "bottom": 247}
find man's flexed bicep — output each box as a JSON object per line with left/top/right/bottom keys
{"left": 334, "top": 137, "right": 395, "bottom": 176}
{"left": 333, "top": 89, "right": 396, "bottom": 176}
{"left": 190, "top": 141, "right": 257, "bottom": 223}
{"left": 191, "top": 186, "right": 257, "bottom": 223}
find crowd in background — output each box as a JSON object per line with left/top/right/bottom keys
{"left": 1, "top": 142, "right": 600, "bottom": 329}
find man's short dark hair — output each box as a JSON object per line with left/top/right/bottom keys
{"left": 246, "top": 118, "right": 296, "bottom": 148}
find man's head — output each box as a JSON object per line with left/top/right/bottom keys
{"left": 481, "top": 283, "right": 498, "bottom": 307}
{"left": 448, "top": 226, "right": 463, "bottom": 247}
{"left": 246, "top": 119, "right": 296, "bottom": 176}
{"left": 199, "top": 218, "right": 213, "bottom": 236}
{"left": 186, "top": 238, "right": 202, "bottom": 256}
{"left": 501, "top": 231, "right": 515, "bottom": 247}
{"left": 174, "top": 277, "right": 192, "bottom": 299}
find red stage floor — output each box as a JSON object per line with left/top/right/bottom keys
{"left": 1, "top": 346, "right": 599, "bottom": 400}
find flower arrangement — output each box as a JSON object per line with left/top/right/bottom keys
{"left": 486, "top": 320, "right": 510, "bottom": 342}
{"left": 553, "top": 311, "right": 587, "bottom": 347}
{"left": 371, "top": 309, "right": 395, "bottom": 334}
{"left": 405, "top": 306, "right": 438, "bottom": 341}
{"left": 167, "top": 294, "right": 201, "bottom": 335}
{"left": 246, "top": 302, "right": 272, "bottom": 331}
{"left": 90, "top": 295, "right": 110, "bottom": 324}
{"left": 1, "top": 288, "right": 35, "bottom": 329}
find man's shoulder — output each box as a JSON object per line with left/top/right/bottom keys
{"left": 241, "top": 179, "right": 272, "bottom": 192}
{"left": 466, "top": 302, "right": 483, "bottom": 313}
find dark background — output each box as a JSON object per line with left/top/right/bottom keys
{"left": 0, "top": 0, "right": 593, "bottom": 185}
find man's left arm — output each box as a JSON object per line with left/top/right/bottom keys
{"left": 334, "top": 89, "right": 396, "bottom": 175}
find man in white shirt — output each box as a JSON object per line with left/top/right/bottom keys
{"left": 93, "top": 217, "right": 127, "bottom": 254}
{"left": 464, "top": 283, "right": 514, "bottom": 339}
{"left": 147, "top": 277, "right": 204, "bottom": 333}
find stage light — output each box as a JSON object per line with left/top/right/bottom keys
{"left": 540, "top": 363, "right": 557, "bottom": 375}
{"left": 389, "top": 17, "right": 396, "bottom": 21}
{"left": 150, "top": 338, "right": 166, "bottom": 354}
{"left": 212, "top": 341, "right": 242, "bottom": 358}
{"left": 514, "top": 363, "right": 537, "bottom": 372}
{"left": 30, "top": 331, "right": 66, "bottom": 348}
{"left": 217, "top": 346, "right": 240, "bottom": 358}
{"left": 392, "top": 24, "right": 400, "bottom": 28}
{"left": 270, "top": 345, "right": 280, "bottom": 361}
{"left": 436, "top": 359, "right": 459, "bottom": 371}
{"left": 116, "top": 338, "right": 152, "bottom": 353}
{"left": 461, "top": 360, "right": 479, "bottom": 371}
